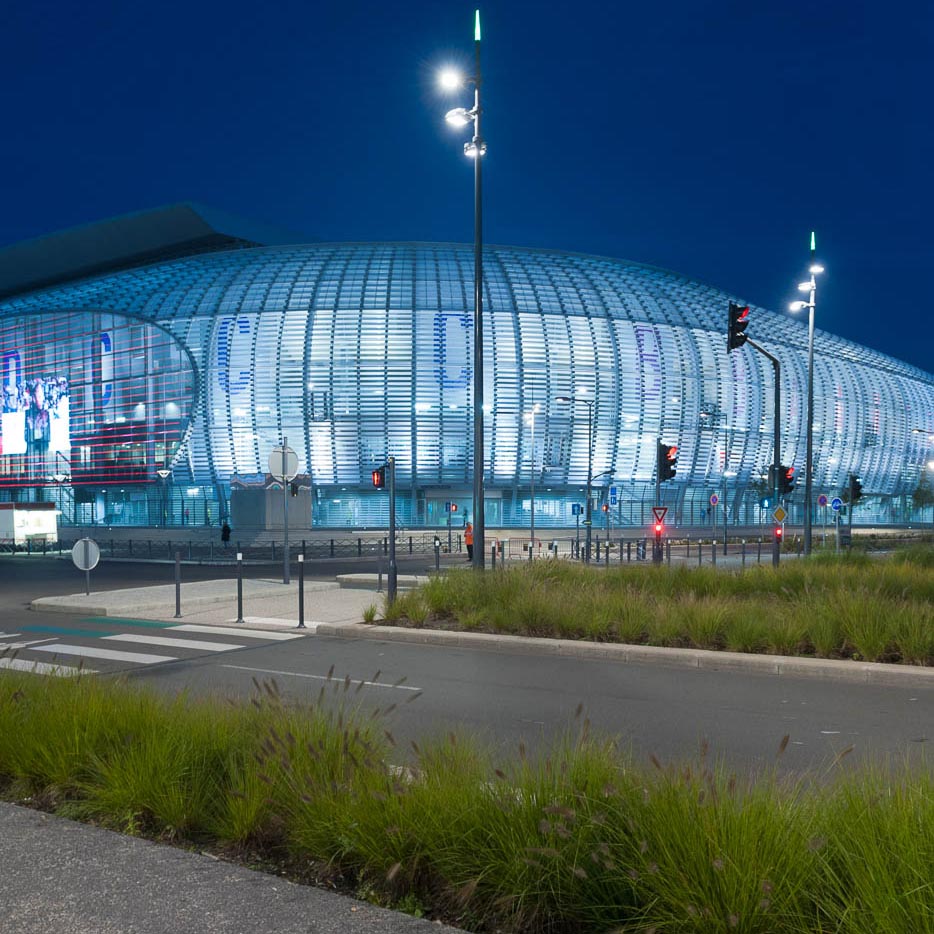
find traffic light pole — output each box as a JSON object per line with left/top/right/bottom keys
{"left": 654, "top": 439, "right": 662, "bottom": 563}
{"left": 747, "top": 339, "right": 782, "bottom": 567}
{"left": 388, "top": 456, "right": 397, "bottom": 604}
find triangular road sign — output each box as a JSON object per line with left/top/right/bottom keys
{"left": 652, "top": 506, "right": 668, "bottom": 522}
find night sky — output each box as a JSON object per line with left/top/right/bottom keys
{"left": 1, "top": 0, "right": 931, "bottom": 372}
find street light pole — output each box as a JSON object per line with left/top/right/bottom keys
{"left": 557, "top": 395, "right": 595, "bottom": 562}
{"left": 440, "top": 10, "right": 486, "bottom": 570}
{"left": 790, "top": 232, "right": 823, "bottom": 556}
{"left": 527, "top": 403, "right": 539, "bottom": 561}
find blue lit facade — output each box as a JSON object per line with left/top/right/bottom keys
{"left": 1, "top": 215, "right": 932, "bottom": 529}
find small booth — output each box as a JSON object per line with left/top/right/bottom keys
{"left": 0, "top": 502, "right": 59, "bottom": 546}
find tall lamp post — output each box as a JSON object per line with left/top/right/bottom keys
{"left": 525, "top": 402, "right": 541, "bottom": 560}
{"left": 557, "top": 395, "right": 596, "bottom": 562}
{"left": 789, "top": 231, "right": 824, "bottom": 556}
{"left": 440, "top": 10, "right": 487, "bottom": 570}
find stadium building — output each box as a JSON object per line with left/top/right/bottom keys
{"left": 0, "top": 204, "right": 931, "bottom": 530}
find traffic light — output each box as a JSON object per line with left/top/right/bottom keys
{"left": 451, "top": 502, "right": 458, "bottom": 513}
{"left": 849, "top": 474, "right": 863, "bottom": 504}
{"left": 774, "top": 525, "right": 783, "bottom": 543}
{"left": 727, "top": 302, "right": 750, "bottom": 351}
{"left": 657, "top": 442, "right": 678, "bottom": 482}
{"left": 654, "top": 521, "right": 663, "bottom": 540}
{"left": 602, "top": 503, "right": 610, "bottom": 514}
{"left": 371, "top": 465, "right": 386, "bottom": 489}
{"left": 779, "top": 465, "right": 796, "bottom": 497}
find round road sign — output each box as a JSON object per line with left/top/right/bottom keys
{"left": 831, "top": 497, "right": 843, "bottom": 512}
{"left": 268, "top": 445, "right": 299, "bottom": 482}
{"left": 71, "top": 538, "right": 100, "bottom": 572}
{"left": 709, "top": 493, "right": 719, "bottom": 506}
{"left": 817, "top": 493, "right": 828, "bottom": 507}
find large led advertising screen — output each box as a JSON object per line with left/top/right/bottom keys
{"left": 0, "top": 376, "right": 71, "bottom": 460}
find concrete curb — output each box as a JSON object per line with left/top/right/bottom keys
{"left": 313, "top": 623, "right": 934, "bottom": 688}
{"left": 30, "top": 581, "right": 340, "bottom": 617}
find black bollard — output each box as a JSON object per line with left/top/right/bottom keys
{"left": 666, "top": 539, "right": 671, "bottom": 565}
{"left": 741, "top": 540, "right": 746, "bottom": 569}
{"left": 297, "top": 554, "right": 305, "bottom": 629}
{"left": 434, "top": 537, "right": 441, "bottom": 572}
{"left": 627, "top": 541, "right": 632, "bottom": 563}
{"left": 712, "top": 540, "right": 717, "bottom": 566}
{"left": 174, "top": 551, "right": 182, "bottom": 619}
{"left": 491, "top": 543, "right": 497, "bottom": 570}
{"left": 235, "top": 552, "right": 244, "bottom": 625}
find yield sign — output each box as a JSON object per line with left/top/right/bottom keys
{"left": 652, "top": 506, "right": 668, "bottom": 523}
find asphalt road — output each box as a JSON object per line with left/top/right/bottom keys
{"left": 4, "top": 557, "right": 932, "bottom": 778}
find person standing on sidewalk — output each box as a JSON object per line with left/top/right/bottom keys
{"left": 221, "top": 522, "right": 231, "bottom": 548}
{"left": 465, "top": 522, "right": 474, "bottom": 561}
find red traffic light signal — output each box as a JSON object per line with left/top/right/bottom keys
{"left": 774, "top": 526, "right": 783, "bottom": 540}
{"left": 654, "top": 522, "right": 663, "bottom": 534}
{"left": 371, "top": 466, "right": 386, "bottom": 489}
{"left": 451, "top": 502, "right": 458, "bottom": 512}
{"left": 602, "top": 503, "right": 610, "bottom": 513}
{"left": 657, "top": 442, "right": 678, "bottom": 482}
{"left": 728, "top": 302, "right": 750, "bottom": 351}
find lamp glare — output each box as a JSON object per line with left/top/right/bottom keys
{"left": 439, "top": 69, "right": 462, "bottom": 91}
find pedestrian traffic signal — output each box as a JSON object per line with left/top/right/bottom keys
{"left": 371, "top": 466, "right": 386, "bottom": 489}
{"left": 727, "top": 302, "right": 750, "bottom": 351}
{"left": 602, "top": 503, "right": 610, "bottom": 513}
{"left": 657, "top": 442, "right": 678, "bottom": 482}
{"left": 779, "top": 465, "right": 796, "bottom": 497}
{"left": 848, "top": 474, "right": 863, "bottom": 504}
{"left": 774, "top": 526, "right": 783, "bottom": 542}
{"left": 451, "top": 502, "right": 458, "bottom": 512}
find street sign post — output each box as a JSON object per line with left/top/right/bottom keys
{"left": 652, "top": 506, "right": 668, "bottom": 523}
{"left": 709, "top": 493, "right": 719, "bottom": 507}
{"left": 817, "top": 494, "right": 828, "bottom": 507}
{"left": 831, "top": 497, "right": 842, "bottom": 512}
{"left": 772, "top": 506, "right": 787, "bottom": 524}
{"left": 269, "top": 440, "right": 299, "bottom": 584}
{"left": 71, "top": 537, "right": 100, "bottom": 596}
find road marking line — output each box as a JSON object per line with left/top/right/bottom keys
{"left": 1, "top": 639, "right": 58, "bottom": 650}
{"left": 0, "top": 657, "right": 97, "bottom": 677}
{"left": 0, "top": 633, "right": 23, "bottom": 640}
{"left": 32, "top": 644, "right": 177, "bottom": 665}
{"left": 103, "top": 634, "right": 244, "bottom": 652}
{"left": 174, "top": 624, "right": 303, "bottom": 640}
{"left": 221, "top": 664, "right": 421, "bottom": 691}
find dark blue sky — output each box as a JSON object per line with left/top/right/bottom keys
{"left": 1, "top": 0, "right": 931, "bottom": 372}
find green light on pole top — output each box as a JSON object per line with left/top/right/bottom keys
{"left": 810, "top": 230, "right": 816, "bottom": 253}
{"left": 475, "top": 9, "right": 481, "bottom": 41}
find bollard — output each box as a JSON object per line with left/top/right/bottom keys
{"left": 666, "top": 539, "right": 671, "bottom": 565}
{"left": 377, "top": 553, "right": 383, "bottom": 593}
{"left": 357, "top": 539, "right": 362, "bottom": 558}
{"left": 188, "top": 540, "right": 193, "bottom": 561}
{"left": 712, "top": 540, "right": 717, "bottom": 566}
{"left": 383, "top": 537, "right": 388, "bottom": 556}
{"left": 627, "top": 541, "right": 632, "bottom": 563}
{"left": 148, "top": 540, "right": 152, "bottom": 558}
{"left": 167, "top": 540, "right": 172, "bottom": 559}
{"left": 686, "top": 538, "right": 690, "bottom": 560}
{"left": 741, "top": 540, "right": 746, "bottom": 569}
{"left": 235, "top": 552, "right": 244, "bottom": 624}
{"left": 297, "top": 554, "right": 305, "bottom": 628}
{"left": 698, "top": 540, "right": 702, "bottom": 567}
{"left": 605, "top": 540, "right": 609, "bottom": 566}
{"left": 596, "top": 539, "right": 601, "bottom": 562}
{"left": 618, "top": 538, "right": 623, "bottom": 563}
{"left": 330, "top": 538, "right": 335, "bottom": 558}
{"left": 174, "top": 551, "right": 182, "bottom": 618}
{"left": 434, "top": 537, "right": 441, "bottom": 572}
{"left": 491, "top": 543, "right": 497, "bottom": 570}
{"left": 757, "top": 537, "right": 762, "bottom": 563}
{"left": 271, "top": 541, "right": 276, "bottom": 561}
{"left": 409, "top": 536, "right": 413, "bottom": 555}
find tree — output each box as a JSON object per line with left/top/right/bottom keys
{"left": 912, "top": 474, "right": 934, "bottom": 526}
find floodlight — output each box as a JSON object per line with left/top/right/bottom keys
{"left": 445, "top": 107, "right": 471, "bottom": 127}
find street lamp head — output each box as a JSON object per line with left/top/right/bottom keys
{"left": 464, "top": 140, "right": 487, "bottom": 157}
{"left": 789, "top": 300, "right": 809, "bottom": 312}
{"left": 809, "top": 264, "right": 825, "bottom": 275}
{"left": 445, "top": 107, "right": 472, "bottom": 127}
{"left": 797, "top": 281, "right": 812, "bottom": 292}
{"left": 439, "top": 68, "right": 464, "bottom": 91}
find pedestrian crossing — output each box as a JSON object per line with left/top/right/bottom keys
{"left": 0, "top": 618, "right": 305, "bottom": 678}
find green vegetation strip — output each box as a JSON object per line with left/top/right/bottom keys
{"left": 383, "top": 546, "right": 934, "bottom": 665}
{"left": 1, "top": 672, "right": 931, "bottom": 933}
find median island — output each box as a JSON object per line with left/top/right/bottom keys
{"left": 379, "top": 546, "right": 933, "bottom": 666}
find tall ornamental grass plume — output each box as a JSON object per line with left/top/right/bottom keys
{"left": 387, "top": 548, "right": 934, "bottom": 665}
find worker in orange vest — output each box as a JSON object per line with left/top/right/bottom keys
{"left": 464, "top": 522, "right": 474, "bottom": 561}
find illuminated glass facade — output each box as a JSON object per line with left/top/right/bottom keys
{"left": 1, "top": 235, "right": 932, "bottom": 528}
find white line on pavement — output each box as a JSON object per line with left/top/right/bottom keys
{"left": 174, "top": 624, "right": 303, "bottom": 640}
{"left": 103, "top": 634, "right": 244, "bottom": 652}
{"left": 226, "top": 616, "right": 304, "bottom": 627}
{"left": 0, "top": 633, "right": 23, "bottom": 640}
{"left": 221, "top": 664, "right": 421, "bottom": 691}
{"left": 0, "top": 639, "right": 58, "bottom": 650}
{"left": 0, "top": 657, "right": 97, "bottom": 677}
{"left": 32, "top": 644, "right": 177, "bottom": 665}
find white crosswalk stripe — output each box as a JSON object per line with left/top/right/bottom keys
{"left": 175, "top": 624, "right": 303, "bottom": 640}
{"left": 0, "top": 657, "right": 97, "bottom": 677}
{"left": 103, "top": 633, "right": 244, "bottom": 652}
{"left": 31, "top": 644, "right": 178, "bottom": 665}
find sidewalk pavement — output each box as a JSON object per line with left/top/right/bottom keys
{"left": 0, "top": 802, "right": 464, "bottom": 934}
{"left": 30, "top": 575, "right": 934, "bottom": 687}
